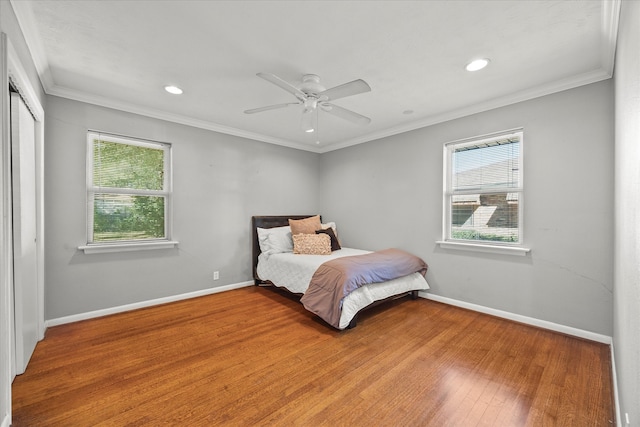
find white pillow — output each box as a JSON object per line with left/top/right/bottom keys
{"left": 257, "top": 226, "right": 293, "bottom": 256}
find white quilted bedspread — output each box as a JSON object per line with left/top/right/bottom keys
{"left": 257, "top": 248, "right": 430, "bottom": 329}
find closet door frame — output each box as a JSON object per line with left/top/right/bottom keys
{"left": 0, "top": 32, "right": 45, "bottom": 427}
{"left": 6, "top": 38, "right": 45, "bottom": 342}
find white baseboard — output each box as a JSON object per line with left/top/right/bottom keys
{"left": 1, "top": 413, "right": 10, "bottom": 427}
{"left": 45, "top": 281, "right": 254, "bottom": 328}
{"left": 45, "top": 286, "right": 613, "bottom": 342}
{"left": 610, "top": 344, "right": 622, "bottom": 427}
{"left": 420, "top": 291, "right": 612, "bottom": 344}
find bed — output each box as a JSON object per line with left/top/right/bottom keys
{"left": 252, "top": 215, "right": 430, "bottom": 329}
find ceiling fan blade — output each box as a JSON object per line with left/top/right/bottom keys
{"left": 319, "top": 79, "right": 371, "bottom": 102}
{"left": 257, "top": 73, "right": 306, "bottom": 100}
{"left": 244, "top": 102, "right": 299, "bottom": 114}
{"left": 322, "top": 103, "right": 371, "bottom": 125}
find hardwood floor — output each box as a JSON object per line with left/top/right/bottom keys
{"left": 12, "top": 286, "right": 614, "bottom": 426}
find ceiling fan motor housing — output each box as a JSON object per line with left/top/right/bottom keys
{"left": 300, "top": 74, "right": 325, "bottom": 96}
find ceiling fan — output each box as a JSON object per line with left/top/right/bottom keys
{"left": 244, "top": 73, "right": 371, "bottom": 133}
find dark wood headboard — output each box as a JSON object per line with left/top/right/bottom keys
{"left": 251, "top": 215, "right": 320, "bottom": 283}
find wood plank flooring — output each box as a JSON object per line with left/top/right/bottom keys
{"left": 12, "top": 286, "right": 614, "bottom": 426}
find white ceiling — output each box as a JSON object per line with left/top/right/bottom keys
{"left": 11, "top": 0, "right": 619, "bottom": 153}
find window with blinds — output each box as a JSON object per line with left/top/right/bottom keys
{"left": 86, "top": 132, "right": 172, "bottom": 244}
{"left": 444, "top": 129, "right": 523, "bottom": 244}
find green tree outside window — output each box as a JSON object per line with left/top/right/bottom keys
{"left": 88, "top": 134, "right": 170, "bottom": 243}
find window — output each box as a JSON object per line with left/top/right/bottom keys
{"left": 83, "top": 131, "right": 175, "bottom": 252}
{"left": 442, "top": 129, "right": 526, "bottom": 252}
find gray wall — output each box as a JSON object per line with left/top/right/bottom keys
{"left": 44, "top": 96, "right": 319, "bottom": 319}
{"left": 319, "top": 80, "right": 614, "bottom": 336}
{"left": 614, "top": 0, "right": 640, "bottom": 423}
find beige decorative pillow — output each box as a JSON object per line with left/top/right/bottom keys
{"left": 293, "top": 233, "right": 331, "bottom": 255}
{"left": 289, "top": 215, "right": 321, "bottom": 235}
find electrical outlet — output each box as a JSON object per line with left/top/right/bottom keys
{"left": 213, "top": 271, "right": 219, "bottom": 280}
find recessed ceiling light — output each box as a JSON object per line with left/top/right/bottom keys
{"left": 164, "top": 85, "right": 183, "bottom": 95}
{"left": 465, "top": 58, "right": 490, "bottom": 72}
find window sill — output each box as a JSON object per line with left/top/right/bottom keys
{"left": 78, "top": 240, "right": 179, "bottom": 254}
{"left": 436, "top": 240, "right": 530, "bottom": 256}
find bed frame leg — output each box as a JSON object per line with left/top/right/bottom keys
{"left": 410, "top": 290, "right": 419, "bottom": 300}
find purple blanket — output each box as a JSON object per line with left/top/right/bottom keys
{"left": 300, "top": 248, "right": 428, "bottom": 328}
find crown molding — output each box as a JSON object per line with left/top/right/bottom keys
{"left": 318, "top": 67, "right": 613, "bottom": 153}
{"left": 48, "top": 63, "right": 614, "bottom": 156}
{"left": 11, "top": 0, "right": 620, "bottom": 155}
{"left": 601, "top": 0, "right": 621, "bottom": 76}
{"left": 8, "top": 0, "right": 323, "bottom": 154}
{"left": 46, "top": 84, "right": 323, "bottom": 153}
{"left": 9, "top": 0, "right": 54, "bottom": 91}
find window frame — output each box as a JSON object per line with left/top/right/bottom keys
{"left": 438, "top": 128, "right": 530, "bottom": 256}
{"left": 79, "top": 131, "right": 178, "bottom": 254}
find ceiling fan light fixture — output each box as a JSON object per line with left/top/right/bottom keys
{"left": 301, "top": 110, "right": 316, "bottom": 133}
{"left": 465, "top": 58, "right": 490, "bottom": 72}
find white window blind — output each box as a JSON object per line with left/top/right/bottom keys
{"left": 444, "top": 129, "right": 523, "bottom": 245}
{"left": 86, "top": 131, "right": 172, "bottom": 244}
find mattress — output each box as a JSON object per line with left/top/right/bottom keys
{"left": 256, "top": 247, "right": 430, "bottom": 329}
